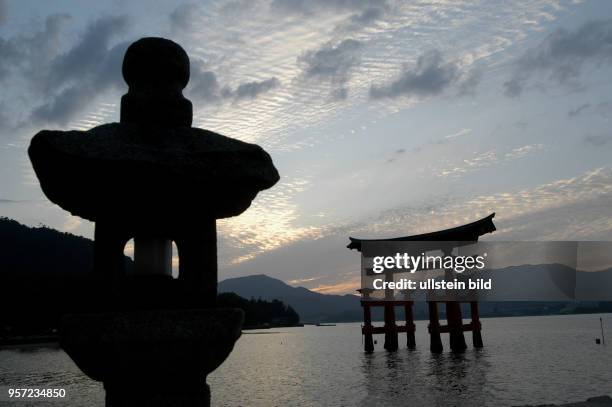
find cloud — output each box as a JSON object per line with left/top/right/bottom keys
{"left": 445, "top": 128, "right": 472, "bottom": 139}
{"left": 504, "top": 143, "right": 544, "bottom": 159}
{"left": 436, "top": 144, "right": 543, "bottom": 178}
{"left": 1, "top": 13, "right": 121, "bottom": 96}
{"left": 170, "top": 3, "right": 197, "bottom": 30}
{"left": 566, "top": 101, "right": 611, "bottom": 119}
{"left": 286, "top": 276, "right": 324, "bottom": 285}
{"left": 363, "top": 166, "right": 612, "bottom": 240}
{"left": 270, "top": 0, "right": 313, "bottom": 15}
{"left": 32, "top": 84, "right": 98, "bottom": 125}
{"left": 503, "top": 77, "right": 524, "bottom": 98}
{"left": 504, "top": 19, "right": 612, "bottom": 97}
{"left": 335, "top": 4, "right": 390, "bottom": 33}
{"left": 0, "top": 197, "right": 40, "bottom": 203}
{"left": 218, "top": 0, "right": 257, "bottom": 18}
{"left": 271, "top": 0, "right": 391, "bottom": 34}
{"left": 270, "top": 0, "right": 387, "bottom": 16}
{"left": 568, "top": 103, "right": 591, "bottom": 117}
{"left": 299, "top": 39, "right": 363, "bottom": 80}
{"left": 188, "top": 61, "right": 280, "bottom": 104}
{"left": 233, "top": 78, "right": 281, "bottom": 101}
{"left": 30, "top": 16, "right": 130, "bottom": 125}
{"left": 62, "top": 215, "right": 82, "bottom": 232}
{"left": 330, "top": 87, "right": 348, "bottom": 100}
{"left": 386, "top": 147, "right": 406, "bottom": 162}
{"left": 188, "top": 63, "right": 224, "bottom": 103}
{"left": 169, "top": 3, "right": 203, "bottom": 32}
{"left": 298, "top": 39, "right": 363, "bottom": 99}
{"left": 584, "top": 133, "right": 612, "bottom": 147}
{"left": 369, "top": 50, "right": 462, "bottom": 99}
{"left": 217, "top": 175, "right": 322, "bottom": 267}
{"left": 0, "top": 38, "right": 18, "bottom": 80}
{"left": 457, "top": 68, "right": 482, "bottom": 96}
{"left": 347, "top": 6, "right": 384, "bottom": 24}
{"left": 0, "top": 14, "right": 70, "bottom": 84}
{"left": 0, "top": 0, "right": 6, "bottom": 25}
{"left": 46, "top": 16, "right": 127, "bottom": 88}
{"left": 436, "top": 150, "right": 498, "bottom": 178}
{"left": 310, "top": 275, "right": 361, "bottom": 294}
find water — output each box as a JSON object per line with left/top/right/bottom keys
{"left": 1, "top": 314, "right": 612, "bottom": 406}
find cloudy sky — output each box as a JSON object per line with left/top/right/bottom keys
{"left": 1, "top": 0, "right": 612, "bottom": 294}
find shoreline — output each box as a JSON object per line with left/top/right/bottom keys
{"left": 2, "top": 311, "right": 610, "bottom": 347}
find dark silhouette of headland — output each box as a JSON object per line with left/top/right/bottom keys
{"left": 27, "top": 37, "right": 279, "bottom": 406}
{"left": 0, "top": 217, "right": 300, "bottom": 343}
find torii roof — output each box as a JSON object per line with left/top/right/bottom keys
{"left": 347, "top": 213, "right": 496, "bottom": 252}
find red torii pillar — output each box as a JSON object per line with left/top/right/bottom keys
{"left": 358, "top": 288, "right": 415, "bottom": 352}
{"left": 427, "top": 300, "right": 483, "bottom": 353}
{"left": 383, "top": 303, "right": 398, "bottom": 351}
{"left": 400, "top": 289, "right": 416, "bottom": 349}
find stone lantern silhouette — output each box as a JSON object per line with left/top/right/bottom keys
{"left": 28, "top": 37, "right": 279, "bottom": 406}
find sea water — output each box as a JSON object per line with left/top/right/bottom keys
{"left": 1, "top": 314, "right": 611, "bottom": 406}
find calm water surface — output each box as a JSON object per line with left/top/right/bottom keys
{"left": 1, "top": 314, "right": 611, "bottom": 406}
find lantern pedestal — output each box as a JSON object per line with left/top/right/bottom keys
{"left": 61, "top": 308, "right": 243, "bottom": 407}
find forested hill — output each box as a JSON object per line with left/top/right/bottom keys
{"left": 0, "top": 217, "right": 108, "bottom": 276}
{"left": 0, "top": 217, "right": 129, "bottom": 337}
{"left": 0, "top": 217, "right": 299, "bottom": 340}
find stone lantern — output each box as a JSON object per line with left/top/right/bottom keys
{"left": 28, "top": 37, "right": 279, "bottom": 406}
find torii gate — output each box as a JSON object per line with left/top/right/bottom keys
{"left": 347, "top": 213, "right": 496, "bottom": 353}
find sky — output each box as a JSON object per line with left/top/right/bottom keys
{"left": 1, "top": 0, "right": 612, "bottom": 294}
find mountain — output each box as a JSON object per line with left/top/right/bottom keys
{"left": 472, "top": 264, "right": 612, "bottom": 302}
{"left": 219, "top": 274, "right": 362, "bottom": 323}
{"left": 219, "top": 267, "right": 612, "bottom": 323}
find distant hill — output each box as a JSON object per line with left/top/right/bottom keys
{"left": 217, "top": 292, "right": 300, "bottom": 327}
{"left": 220, "top": 267, "right": 612, "bottom": 323}
{"left": 219, "top": 274, "right": 362, "bottom": 323}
